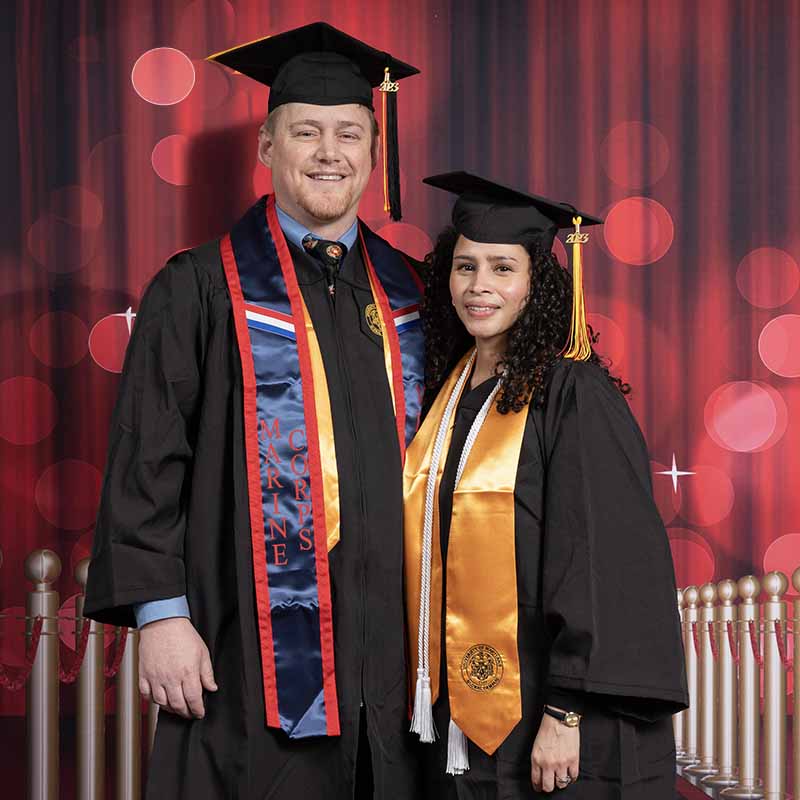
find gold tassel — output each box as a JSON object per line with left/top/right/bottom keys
{"left": 561, "top": 216, "right": 593, "bottom": 361}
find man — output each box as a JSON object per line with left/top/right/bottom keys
{"left": 84, "top": 22, "right": 425, "bottom": 799}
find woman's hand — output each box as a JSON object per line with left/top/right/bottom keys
{"left": 531, "top": 708, "right": 580, "bottom": 792}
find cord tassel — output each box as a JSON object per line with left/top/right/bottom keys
{"left": 410, "top": 669, "right": 436, "bottom": 743}
{"left": 446, "top": 718, "right": 470, "bottom": 775}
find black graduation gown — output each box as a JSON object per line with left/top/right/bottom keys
{"left": 421, "top": 359, "right": 688, "bottom": 800}
{"left": 83, "top": 234, "right": 423, "bottom": 799}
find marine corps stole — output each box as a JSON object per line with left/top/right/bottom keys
{"left": 404, "top": 350, "right": 526, "bottom": 761}
{"left": 221, "top": 195, "right": 424, "bottom": 738}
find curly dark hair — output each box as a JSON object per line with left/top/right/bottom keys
{"left": 421, "top": 226, "right": 630, "bottom": 413}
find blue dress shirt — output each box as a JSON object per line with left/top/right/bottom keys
{"left": 132, "top": 205, "right": 358, "bottom": 628}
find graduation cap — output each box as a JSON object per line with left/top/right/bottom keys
{"left": 208, "top": 22, "right": 420, "bottom": 221}
{"left": 423, "top": 171, "right": 604, "bottom": 361}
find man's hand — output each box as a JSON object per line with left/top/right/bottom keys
{"left": 138, "top": 617, "right": 218, "bottom": 719}
{"left": 531, "top": 708, "right": 580, "bottom": 792}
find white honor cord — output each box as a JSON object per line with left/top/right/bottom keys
{"left": 445, "top": 377, "right": 501, "bottom": 775}
{"left": 412, "top": 352, "right": 475, "bottom": 742}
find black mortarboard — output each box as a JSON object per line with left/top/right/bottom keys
{"left": 423, "top": 171, "right": 604, "bottom": 361}
{"left": 208, "top": 22, "right": 420, "bottom": 220}
{"left": 422, "top": 171, "right": 603, "bottom": 251}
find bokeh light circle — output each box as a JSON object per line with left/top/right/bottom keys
{"left": 763, "top": 534, "right": 800, "bottom": 596}
{"left": 152, "top": 134, "right": 192, "bottom": 186}
{"left": 678, "top": 464, "right": 735, "bottom": 527}
{"left": 89, "top": 311, "right": 135, "bottom": 373}
{"left": 587, "top": 312, "right": 625, "bottom": 368}
{"left": 59, "top": 594, "right": 82, "bottom": 650}
{"left": 362, "top": 167, "right": 409, "bottom": 220}
{"left": 35, "top": 459, "right": 103, "bottom": 531}
{"left": 601, "top": 121, "right": 670, "bottom": 189}
{"left": 0, "top": 377, "right": 58, "bottom": 445}
{"left": 758, "top": 314, "right": 800, "bottom": 377}
{"left": 375, "top": 223, "right": 434, "bottom": 261}
{"left": 131, "top": 47, "right": 195, "bottom": 106}
{"left": 736, "top": 248, "right": 799, "bottom": 309}
{"left": 603, "top": 197, "right": 674, "bottom": 266}
{"left": 189, "top": 60, "right": 231, "bottom": 111}
{"left": 704, "top": 380, "right": 787, "bottom": 452}
{"left": 27, "top": 185, "right": 102, "bottom": 274}
{"left": 50, "top": 186, "right": 103, "bottom": 229}
{"left": 29, "top": 311, "right": 89, "bottom": 367}
{"left": 668, "top": 528, "right": 716, "bottom": 588}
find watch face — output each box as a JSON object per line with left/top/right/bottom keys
{"left": 564, "top": 712, "right": 580, "bottom": 727}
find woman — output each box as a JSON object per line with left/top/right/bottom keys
{"left": 404, "top": 172, "right": 688, "bottom": 799}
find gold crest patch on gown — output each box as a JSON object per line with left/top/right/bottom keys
{"left": 365, "top": 303, "right": 383, "bottom": 336}
{"left": 461, "top": 644, "right": 504, "bottom": 692}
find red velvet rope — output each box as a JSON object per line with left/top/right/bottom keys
{"left": 748, "top": 620, "right": 764, "bottom": 667}
{"left": 103, "top": 627, "right": 128, "bottom": 678}
{"left": 774, "top": 620, "right": 792, "bottom": 671}
{"left": 691, "top": 621, "right": 700, "bottom": 656}
{"left": 0, "top": 616, "right": 44, "bottom": 692}
{"left": 58, "top": 619, "right": 91, "bottom": 684}
{"left": 707, "top": 621, "right": 719, "bottom": 660}
{"left": 726, "top": 621, "right": 740, "bottom": 664}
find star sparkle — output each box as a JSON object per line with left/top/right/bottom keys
{"left": 656, "top": 453, "right": 695, "bottom": 494}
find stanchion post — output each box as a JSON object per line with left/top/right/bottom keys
{"left": 760, "top": 571, "right": 787, "bottom": 800}
{"left": 674, "top": 588, "right": 685, "bottom": 758}
{"left": 686, "top": 582, "right": 718, "bottom": 776}
{"left": 703, "top": 578, "right": 738, "bottom": 787}
{"left": 116, "top": 626, "right": 141, "bottom": 800}
{"left": 721, "top": 575, "right": 763, "bottom": 799}
{"left": 678, "top": 585, "right": 700, "bottom": 765}
{"left": 25, "top": 549, "right": 61, "bottom": 800}
{"left": 75, "top": 558, "right": 105, "bottom": 800}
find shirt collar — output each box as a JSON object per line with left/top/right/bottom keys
{"left": 276, "top": 203, "right": 359, "bottom": 252}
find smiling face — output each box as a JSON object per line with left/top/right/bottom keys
{"left": 449, "top": 235, "right": 532, "bottom": 350}
{"left": 258, "top": 102, "right": 379, "bottom": 232}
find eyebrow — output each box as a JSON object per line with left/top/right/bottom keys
{"left": 453, "top": 254, "right": 519, "bottom": 263}
{"left": 288, "top": 119, "right": 366, "bottom": 130}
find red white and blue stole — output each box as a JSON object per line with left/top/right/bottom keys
{"left": 220, "top": 195, "right": 424, "bottom": 738}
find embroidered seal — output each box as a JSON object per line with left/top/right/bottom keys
{"left": 365, "top": 303, "right": 383, "bottom": 337}
{"left": 461, "top": 644, "right": 504, "bottom": 692}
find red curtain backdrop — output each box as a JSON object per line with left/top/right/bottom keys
{"left": 2, "top": 0, "right": 799, "bottom": 725}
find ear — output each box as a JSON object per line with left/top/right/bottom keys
{"left": 257, "top": 126, "right": 274, "bottom": 169}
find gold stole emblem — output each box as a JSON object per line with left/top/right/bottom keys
{"left": 404, "top": 350, "right": 527, "bottom": 756}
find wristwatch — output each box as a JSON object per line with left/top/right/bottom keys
{"left": 543, "top": 705, "right": 581, "bottom": 728}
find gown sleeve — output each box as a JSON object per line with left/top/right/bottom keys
{"left": 539, "top": 359, "right": 688, "bottom": 721}
{"left": 82, "top": 252, "right": 208, "bottom": 628}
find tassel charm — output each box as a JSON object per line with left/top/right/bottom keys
{"left": 446, "top": 718, "right": 470, "bottom": 775}
{"left": 410, "top": 669, "right": 437, "bottom": 743}
{"left": 562, "top": 215, "right": 592, "bottom": 361}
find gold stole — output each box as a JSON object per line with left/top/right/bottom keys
{"left": 404, "top": 351, "right": 528, "bottom": 756}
